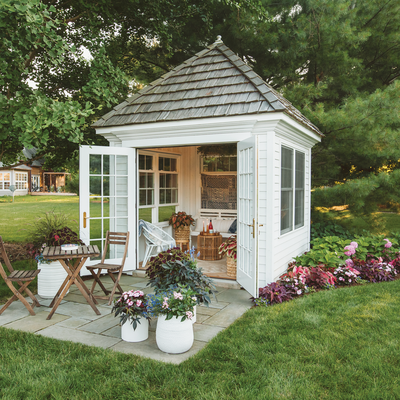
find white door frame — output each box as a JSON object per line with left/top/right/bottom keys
{"left": 79, "top": 145, "right": 136, "bottom": 275}
{"left": 237, "top": 136, "right": 258, "bottom": 297}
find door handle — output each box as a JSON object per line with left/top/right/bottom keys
{"left": 246, "top": 219, "right": 256, "bottom": 239}
{"left": 247, "top": 220, "right": 263, "bottom": 239}
{"left": 83, "top": 212, "right": 89, "bottom": 228}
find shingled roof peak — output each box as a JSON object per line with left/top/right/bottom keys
{"left": 92, "top": 40, "right": 321, "bottom": 136}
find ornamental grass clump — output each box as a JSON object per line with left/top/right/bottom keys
{"left": 26, "top": 211, "right": 82, "bottom": 260}
{"left": 218, "top": 235, "right": 237, "bottom": 260}
{"left": 112, "top": 290, "right": 150, "bottom": 330}
{"left": 168, "top": 211, "right": 195, "bottom": 229}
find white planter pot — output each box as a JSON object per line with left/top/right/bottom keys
{"left": 37, "top": 261, "right": 69, "bottom": 299}
{"left": 156, "top": 315, "right": 194, "bottom": 354}
{"left": 121, "top": 317, "right": 149, "bottom": 342}
{"left": 192, "top": 305, "right": 197, "bottom": 324}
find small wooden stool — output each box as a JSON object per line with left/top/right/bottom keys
{"left": 175, "top": 239, "right": 190, "bottom": 252}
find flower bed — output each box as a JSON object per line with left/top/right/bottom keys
{"left": 253, "top": 235, "right": 400, "bottom": 307}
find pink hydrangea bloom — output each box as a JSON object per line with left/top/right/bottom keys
{"left": 344, "top": 245, "right": 356, "bottom": 256}
{"left": 350, "top": 241, "right": 358, "bottom": 248}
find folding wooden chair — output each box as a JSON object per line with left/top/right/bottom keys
{"left": 0, "top": 236, "right": 41, "bottom": 316}
{"left": 87, "top": 231, "right": 130, "bottom": 305}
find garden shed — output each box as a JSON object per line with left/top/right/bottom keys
{"left": 79, "top": 37, "right": 322, "bottom": 297}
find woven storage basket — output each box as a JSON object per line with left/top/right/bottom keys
{"left": 226, "top": 257, "right": 237, "bottom": 279}
{"left": 174, "top": 225, "right": 191, "bottom": 241}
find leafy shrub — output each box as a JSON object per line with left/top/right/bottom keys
{"left": 145, "top": 248, "right": 189, "bottom": 281}
{"left": 146, "top": 248, "right": 216, "bottom": 306}
{"left": 353, "top": 259, "right": 398, "bottom": 283}
{"left": 294, "top": 248, "right": 344, "bottom": 270}
{"left": 311, "top": 222, "right": 353, "bottom": 241}
{"left": 65, "top": 173, "right": 79, "bottom": 195}
{"left": 253, "top": 282, "right": 292, "bottom": 306}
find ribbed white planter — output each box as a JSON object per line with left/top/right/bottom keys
{"left": 192, "top": 305, "right": 197, "bottom": 324}
{"left": 121, "top": 317, "right": 149, "bottom": 342}
{"left": 37, "top": 261, "right": 69, "bottom": 299}
{"left": 156, "top": 315, "right": 194, "bottom": 354}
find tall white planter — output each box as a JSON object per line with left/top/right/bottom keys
{"left": 156, "top": 315, "right": 194, "bottom": 354}
{"left": 121, "top": 317, "right": 149, "bottom": 342}
{"left": 37, "top": 261, "right": 69, "bottom": 299}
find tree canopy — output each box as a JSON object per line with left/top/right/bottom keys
{"left": 1, "top": 0, "right": 258, "bottom": 169}
{"left": 2, "top": 0, "right": 400, "bottom": 219}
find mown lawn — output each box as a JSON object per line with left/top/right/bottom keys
{"left": 0, "top": 195, "right": 80, "bottom": 243}
{"left": 1, "top": 280, "right": 400, "bottom": 399}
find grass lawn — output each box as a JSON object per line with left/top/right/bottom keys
{"left": 0, "top": 195, "right": 80, "bottom": 243}
{"left": 1, "top": 280, "right": 400, "bottom": 399}
{"left": 315, "top": 207, "right": 400, "bottom": 236}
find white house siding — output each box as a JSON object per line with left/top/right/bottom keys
{"left": 0, "top": 170, "right": 29, "bottom": 196}
{"left": 271, "top": 124, "right": 314, "bottom": 281}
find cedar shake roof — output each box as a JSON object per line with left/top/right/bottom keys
{"left": 93, "top": 37, "right": 322, "bottom": 136}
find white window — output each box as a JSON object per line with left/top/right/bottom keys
{"left": 138, "top": 152, "right": 179, "bottom": 223}
{"left": 15, "top": 172, "right": 28, "bottom": 190}
{"left": 280, "top": 147, "right": 305, "bottom": 235}
{"left": 0, "top": 172, "right": 11, "bottom": 190}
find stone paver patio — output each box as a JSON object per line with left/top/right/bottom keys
{"left": 0, "top": 272, "right": 253, "bottom": 364}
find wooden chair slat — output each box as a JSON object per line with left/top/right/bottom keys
{"left": 89, "top": 231, "right": 130, "bottom": 306}
{"left": 0, "top": 236, "right": 41, "bottom": 316}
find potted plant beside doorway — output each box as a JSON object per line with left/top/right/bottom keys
{"left": 219, "top": 235, "right": 237, "bottom": 279}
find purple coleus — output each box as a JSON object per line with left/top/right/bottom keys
{"left": 258, "top": 282, "right": 292, "bottom": 305}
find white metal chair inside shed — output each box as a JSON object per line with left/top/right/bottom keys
{"left": 139, "top": 220, "right": 176, "bottom": 268}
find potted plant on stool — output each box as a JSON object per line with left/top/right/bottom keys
{"left": 218, "top": 235, "right": 237, "bottom": 279}
{"left": 112, "top": 290, "right": 150, "bottom": 342}
{"left": 168, "top": 211, "right": 195, "bottom": 250}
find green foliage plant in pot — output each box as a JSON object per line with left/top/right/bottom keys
{"left": 25, "top": 211, "right": 83, "bottom": 298}
{"left": 112, "top": 290, "right": 150, "bottom": 342}
{"left": 145, "top": 248, "right": 216, "bottom": 307}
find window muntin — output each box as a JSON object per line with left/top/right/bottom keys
{"left": 295, "top": 151, "right": 305, "bottom": 229}
{"left": 280, "top": 147, "right": 305, "bottom": 235}
{"left": 15, "top": 172, "right": 28, "bottom": 190}
{"left": 0, "top": 172, "right": 11, "bottom": 190}
{"left": 139, "top": 153, "right": 179, "bottom": 223}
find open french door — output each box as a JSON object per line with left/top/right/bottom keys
{"left": 79, "top": 145, "right": 136, "bottom": 275}
{"left": 237, "top": 136, "right": 258, "bottom": 297}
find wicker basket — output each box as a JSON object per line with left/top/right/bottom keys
{"left": 226, "top": 257, "right": 237, "bottom": 279}
{"left": 174, "top": 225, "right": 191, "bottom": 241}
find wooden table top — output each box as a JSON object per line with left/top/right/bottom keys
{"left": 42, "top": 245, "right": 100, "bottom": 260}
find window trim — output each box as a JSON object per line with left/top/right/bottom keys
{"left": 138, "top": 150, "right": 180, "bottom": 224}
{"left": 15, "top": 171, "right": 28, "bottom": 190}
{"left": 0, "top": 171, "right": 11, "bottom": 190}
{"left": 280, "top": 146, "right": 306, "bottom": 236}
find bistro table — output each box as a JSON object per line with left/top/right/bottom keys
{"left": 42, "top": 245, "right": 100, "bottom": 320}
